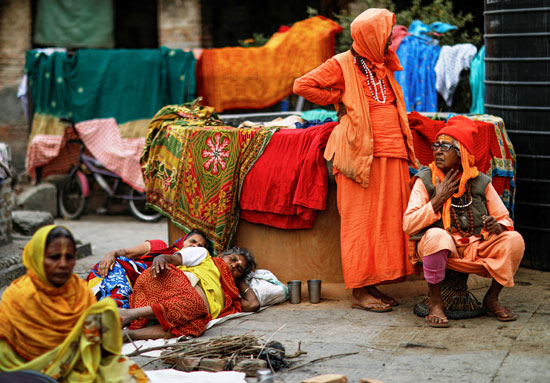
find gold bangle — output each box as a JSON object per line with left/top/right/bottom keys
{"left": 242, "top": 287, "right": 250, "bottom": 295}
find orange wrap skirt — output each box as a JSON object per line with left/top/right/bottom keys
{"left": 336, "top": 157, "right": 416, "bottom": 288}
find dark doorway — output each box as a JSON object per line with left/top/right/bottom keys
{"left": 201, "top": 0, "right": 351, "bottom": 48}
{"left": 114, "top": 0, "right": 159, "bottom": 49}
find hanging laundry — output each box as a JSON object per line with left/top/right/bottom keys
{"left": 395, "top": 36, "right": 441, "bottom": 112}
{"left": 470, "top": 46, "right": 485, "bottom": 114}
{"left": 196, "top": 16, "right": 342, "bottom": 112}
{"left": 435, "top": 43, "right": 477, "bottom": 106}
{"left": 408, "top": 20, "right": 457, "bottom": 40}
{"left": 25, "top": 48, "right": 197, "bottom": 182}
{"left": 390, "top": 25, "right": 409, "bottom": 52}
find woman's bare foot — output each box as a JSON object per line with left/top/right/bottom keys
{"left": 366, "top": 285, "right": 398, "bottom": 306}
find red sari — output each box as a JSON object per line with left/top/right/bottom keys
{"left": 129, "top": 257, "right": 241, "bottom": 337}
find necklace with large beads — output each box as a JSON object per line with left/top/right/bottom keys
{"left": 450, "top": 182, "right": 475, "bottom": 237}
{"left": 355, "top": 56, "right": 387, "bottom": 103}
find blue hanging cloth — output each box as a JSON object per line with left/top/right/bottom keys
{"left": 395, "top": 35, "right": 441, "bottom": 112}
{"left": 470, "top": 46, "right": 485, "bottom": 114}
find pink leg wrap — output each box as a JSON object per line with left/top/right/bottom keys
{"left": 423, "top": 250, "right": 449, "bottom": 284}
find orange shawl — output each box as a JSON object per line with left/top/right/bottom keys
{"left": 428, "top": 140, "right": 480, "bottom": 230}
{"left": 0, "top": 225, "right": 96, "bottom": 361}
{"left": 324, "top": 9, "right": 417, "bottom": 187}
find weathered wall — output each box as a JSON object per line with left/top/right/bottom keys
{"left": 0, "top": 0, "right": 31, "bottom": 172}
{"left": 158, "top": 0, "right": 202, "bottom": 49}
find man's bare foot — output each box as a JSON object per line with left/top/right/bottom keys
{"left": 366, "top": 285, "right": 398, "bottom": 306}
{"left": 482, "top": 298, "right": 516, "bottom": 322}
{"left": 426, "top": 299, "right": 449, "bottom": 328}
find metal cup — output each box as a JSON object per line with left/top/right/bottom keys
{"left": 307, "top": 279, "right": 322, "bottom": 304}
{"left": 287, "top": 280, "right": 302, "bottom": 304}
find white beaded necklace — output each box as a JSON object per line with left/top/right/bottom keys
{"left": 356, "top": 56, "right": 387, "bottom": 103}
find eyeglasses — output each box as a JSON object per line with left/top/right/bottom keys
{"left": 431, "top": 142, "right": 459, "bottom": 152}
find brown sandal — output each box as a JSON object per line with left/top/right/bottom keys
{"left": 351, "top": 299, "right": 393, "bottom": 313}
{"left": 484, "top": 306, "right": 517, "bottom": 322}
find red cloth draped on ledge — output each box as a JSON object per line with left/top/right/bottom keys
{"left": 128, "top": 257, "right": 241, "bottom": 338}
{"left": 240, "top": 121, "right": 337, "bottom": 229}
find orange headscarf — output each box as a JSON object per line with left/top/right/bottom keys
{"left": 0, "top": 225, "right": 96, "bottom": 360}
{"left": 429, "top": 130, "right": 480, "bottom": 231}
{"left": 351, "top": 8, "right": 403, "bottom": 79}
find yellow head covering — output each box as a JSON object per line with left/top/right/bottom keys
{"left": 22, "top": 224, "right": 56, "bottom": 285}
{"left": 0, "top": 225, "right": 96, "bottom": 360}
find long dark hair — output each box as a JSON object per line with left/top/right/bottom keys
{"left": 46, "top": 226, "right": 76, "bottom": 248}
{"left": 220, "top": 247, "right": 256, "bottom": 281}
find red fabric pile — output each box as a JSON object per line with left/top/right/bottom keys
{"left": 240, "top": 122, "right": 337, "bottom": 229}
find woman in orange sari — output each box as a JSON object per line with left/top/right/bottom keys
{"left": 294, "top": 8, "right": 417, "bottom": 311}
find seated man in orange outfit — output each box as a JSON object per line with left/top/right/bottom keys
{"left": 403, "top": 116, "right": 524, "bottom": 328}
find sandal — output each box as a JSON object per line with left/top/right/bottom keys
{"left": 484, "top": 306, "right": 517, "bottom": 322}
{"left": 426, "top": 314, "right": 449, "bottom": 328}
{"left": 351, "top": 299, "right": 393, "bottom": 313}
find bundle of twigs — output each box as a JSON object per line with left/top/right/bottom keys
{"left": 159, "top": 334, "right": 264, "bottom": 363}
{"left": 126, "top": 334, "right": 274, "bottom": 370}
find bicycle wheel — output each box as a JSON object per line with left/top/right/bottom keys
{"left": 58, "top": 172, "right": 88, "bottom": 219}
{"left": 128, "top": 189, "right": 162, "bottom": 222}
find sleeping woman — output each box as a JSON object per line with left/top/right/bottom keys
{"left": 87, "top": 229, "right": 213, "bottom": 308}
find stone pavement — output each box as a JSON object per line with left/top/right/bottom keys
{"left": 1, "top": 214, "right": 549, "bottom": 382}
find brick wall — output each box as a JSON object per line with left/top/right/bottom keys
{"left": 158, "top": 0, "right": 202, "bottom": 50}
{"left": 0, "top": 0, "right": 31, "bottom": 87}
{"left": 0, "top": 0, "right": 31, "bottom": 172}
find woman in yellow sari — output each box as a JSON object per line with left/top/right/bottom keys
{"left": 0, "top": 225, "right": 149, "bottom": 382}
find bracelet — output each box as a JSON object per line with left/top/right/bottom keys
{"left": 242, "top": 287, "right": 250, "bottom": 295}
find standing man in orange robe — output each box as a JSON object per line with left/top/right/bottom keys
{"left": 294, "top": 8, "right": 418, "bottom": 312}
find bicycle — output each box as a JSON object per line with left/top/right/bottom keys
{"left": 57, "top": 118, "right": 162, "bottom": 222}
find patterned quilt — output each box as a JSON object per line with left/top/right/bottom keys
{"left": 141, "top": 101, "right": 276, "bottom": 253}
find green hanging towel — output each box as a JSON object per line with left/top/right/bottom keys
{"left": 33, "top": 0, "right": 115, "bottom": 48}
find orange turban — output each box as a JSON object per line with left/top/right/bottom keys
{"left": 429, "top": 117, "right": 480, "bottom": 230}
